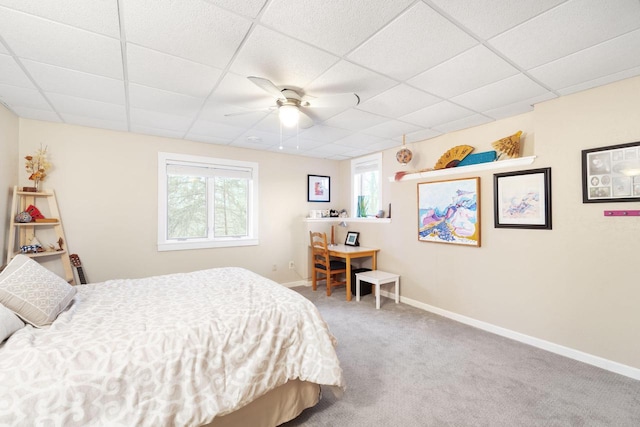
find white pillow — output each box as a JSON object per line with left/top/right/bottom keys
{"left": 0, "top": 303, "right": 24, "bottom": 342}
{"left": 0, "top": 255, "right": 76, "bottom": 327}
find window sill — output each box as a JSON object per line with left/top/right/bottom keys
{"left": 303, "top": 217, "right": 391, "bottom": 224}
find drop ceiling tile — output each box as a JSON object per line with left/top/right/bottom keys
{"left": 59, "top": 113, "right": 128, "bottom": 132}
{"left": 557, "top": 65, "right": 640, "bottom": 97}
{"left": 297, "top": 125, "right": 353, "bottom": 143}
{"left": 130, "top": 125, "right": 185, "bottom": 139}
{"left": 324, "top": 109, "right": 389, "bottom": 132}
{"left": 0, "top": 0, "right": 120, "bottom": 37}
{"left": 368, "top": 138, "right": 402, "bottom": 152}
{"left": 400, "top": 101, "right": 475, "bottom": 128}
{"left": 206, "top": 0, "right": 268, "bottom": 19}
{"left": 127, "top": 44, "right": 222, "bottom": 99}
{"left": 129, "top": 108, "right": 193, "bottom": 133}
{"left": 433, "top": 114, "right": 493, "bottom": 134}
{"left": 22, "top": 59, "right": 125, "bottom": 105}
{"left": 47, "top": 93, "right": 126, "bottom": 122}
{"left": 348, "top": 2, "right": 477, "bottom": 80}
{"left": 186, "top": 134, "right": 232, "bottom": 146}
{"left": 280, "top": 137, "right": 328, "bottom": 151}
{"left": 128, "top": 84, "right": 204, "bottom": 118}
{"left": 0, "top": 8, "right": 123, "bottom": 79}
{"left": 230, "top": 26, "right": 339, "bottom": 89}
{"left": 529, "top": 29, "right": 640, "bottom": 91}
{"left": 358, "top": 84, "right": 440, "bottom": 118}
{"left": 188, "top": 119, "right": 252, "bottom": 142}
{"left": 451, "top": 74, "right": 549, "bottom": 112}
{"left": 308, "top": 143, "right": 353, "bottom": 156}
{"left": 0, "top": 43, "right": 8, "bottom": 54}
{"left": 199, "top": 100, "right": 270, "bottom": 127}
{"left": 0, "top": 83, "right": 51, "bottom": 110}
{"left": 430, "top": 0, "right": 565, "bottom": 39}
{"left": 361, "top": 119, "right": 422, "bottom": 139}
{"left": 489, "top": 0, "right": 640, "bottom": 69}
{"left": 304, "top": 60, "right": 397, "bottom": 103}
{"left": 408, "top": 45, "right": 519, "bottom": 99}
{"left": 333, "top": 133, "right": 387, "bottom": 149}
{"left": 123, "top": 0, "right": 251, "bottom": 68}
{"left": 12, "top": 106, "right": 61, "bottom": 122}
{"left": 483, "top": 92, "right": 556, "bottom": 119}
{"left": 0, "top": 54, "right": 35, "bottom": 89}
{"left": 231, "top": 130, "right": 281, "bottom": 149}
{"left": 260, "top": 0, "right": 414, "bottom": 56}
{"left": 402, "top": 128, "right": 442, "bottom": 143}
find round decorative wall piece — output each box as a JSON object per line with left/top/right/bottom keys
{"left": 396, "top": 147, "right": 413, "bottom": 165}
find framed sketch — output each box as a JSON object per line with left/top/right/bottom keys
{"left": 493, "top": 168, "right": 552, "bottom": 229}
{"left": 418, "top": 177, "right": 480, "bottom": 247}
{"left": 582, "top": 141, "right": 640, "bottom": 203}
{"left": 345, "top": 231, "right": 360, "bottom": 246}
{"left": 307, "top": 175, "right": 330, "bottom": 202}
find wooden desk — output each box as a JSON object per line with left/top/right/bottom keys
{"left": 328, "top": 244, "right": 379, "bottom": 301}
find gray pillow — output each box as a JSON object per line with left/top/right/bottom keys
{"left": 0, "top": 255, "right": 76, "bottom": 327}
{"left": 0, "top": 303, "right": 24, "bottom": 342}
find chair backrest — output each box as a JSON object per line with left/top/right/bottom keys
{"left": 310, "top": 231, "right": 330, "bottom": 269}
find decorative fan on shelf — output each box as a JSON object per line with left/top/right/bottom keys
{"left": 434, "top": 145, "right": 474, "bottom": 170}
{"left": 492, "top": 130, "right": 523, "bottom": 159}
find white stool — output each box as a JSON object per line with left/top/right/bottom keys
{"left": 355, "top": 270, "right": 400, "bottom": 309}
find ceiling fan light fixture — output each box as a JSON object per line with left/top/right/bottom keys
{"left": 279, "top": 104, "right": 299, "bottom": 127}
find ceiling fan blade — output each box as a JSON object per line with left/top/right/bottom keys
{"left": 247, "top": 76, "right": 286, "bottom": 101}
{"left": 298, "top": 109, "right": 315, "bottom": 129}
{"left": 305, "top": 93, "right": 360, "bottom": 109}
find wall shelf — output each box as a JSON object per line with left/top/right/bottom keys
{"left": 303, "top": 218, "right": 391, "bottom": 224}
{"left": 389, "top": 156, "right": 537, "bottom": 182}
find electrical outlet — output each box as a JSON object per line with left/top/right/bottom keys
{"left": 272, "top": 264, "right": 277, "bottom": 271}
{"left": 288, "top": 261, "right": 295, "bottom": 269}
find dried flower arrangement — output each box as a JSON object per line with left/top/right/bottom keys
{"left": 24, "top": 144, "right": 51, "bottom": 191}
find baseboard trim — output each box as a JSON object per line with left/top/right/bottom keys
{"left": 380, "top": 290, "right": 640, "bottom": 381}
{"left": 282, "top": 280, "right": 310, "bottom": 288}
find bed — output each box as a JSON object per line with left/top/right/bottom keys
{"left": 0, "top": 255, "right": 344, "bottom": 426}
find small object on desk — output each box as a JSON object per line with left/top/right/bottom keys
{"left": 35, "top": 218, "right": 58, "bottom": 223}
{"left": 15, "top": 211, "right": 32, "bottom": 223}
{"left": 345, "top": 231, "right": 359, "bottom": 246}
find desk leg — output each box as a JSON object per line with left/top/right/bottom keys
{"left": 346, "top": 258, "right": 352, "bottom": 301}
{"left": 372, "top": 253, "right": 377, "bottom": 270}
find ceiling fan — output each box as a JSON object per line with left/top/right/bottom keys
{"left": 226, "top": 76, "right": 360, "bottom": 129}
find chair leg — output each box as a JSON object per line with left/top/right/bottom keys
{"left": 312, "top": 271, "right": 317, "bottom": 291}
{"left": 326, "top": 274, "right": 332, "bottom": 296}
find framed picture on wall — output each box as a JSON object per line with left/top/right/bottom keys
{"left": 307, "top": 175, "right": 330, "bottom": 202}
{"left": 418, "top": 177, "right": 481, "bottom": 247}
{"left": 493, "top": 168, "right": 552, "bottom": 229}
{"left": 582, "top": 141, "right": 640, "bottom": 203}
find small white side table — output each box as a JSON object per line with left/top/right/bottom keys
{"left": 355, "top": 270, "right": 400, "bottom": 309}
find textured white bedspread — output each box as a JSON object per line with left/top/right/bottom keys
{"left": 0, "top": 267, "right": 344, "bottom": 426}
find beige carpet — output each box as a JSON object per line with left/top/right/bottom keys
{"left": 283, "top": 285, "right": 640, "bottom": 427}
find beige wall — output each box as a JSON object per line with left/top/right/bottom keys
{"left": 0, "top": 104, "right": 19, "bottom": 264}
{"left": 7, "top": 76, "right": 640, "bottom": 374}
{"left": 16, "top": 120, "right": 341, "bottom": 283}
{"left": 338, "top": 76, "right": 640, "bottom": 372}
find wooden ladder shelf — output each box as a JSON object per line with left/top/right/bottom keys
{"left": 6, "top": 186, "right": 75, "bottom": 284}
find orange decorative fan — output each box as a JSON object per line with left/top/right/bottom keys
{"left": 491, "top": 130, "right": 522, "bottom": 159}
{"left": 434, "top": 145, "right": 474, "bottom": 170}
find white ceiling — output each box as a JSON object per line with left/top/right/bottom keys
{"left": 1, "top": 0, "right": 640, "bottom": 160}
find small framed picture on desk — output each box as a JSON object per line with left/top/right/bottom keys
{"left": 345, "top": 231, "right": 360, "bottom": 246}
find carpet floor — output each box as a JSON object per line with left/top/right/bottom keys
{"left": 283, "top": 285, "right": 640, "bottom": 427}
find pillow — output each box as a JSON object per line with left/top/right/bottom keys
{"left": 0, "top": 303, "right": 24, "bottom": 342}
{"left": 0, "top": 255, "right": 76, "bottom": 327}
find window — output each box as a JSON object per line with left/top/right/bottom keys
{"left": 351, "top": 153, "right": 382, "bottom": 217}
{"left": 158, "top": 152, "right": 258, "bottom": 251}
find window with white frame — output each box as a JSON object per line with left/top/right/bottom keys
{"left": 351, "top": 153, "right": 382, "bottom": 218}
{"left": 158, "top": 152, "right": 258, "bottom": 251}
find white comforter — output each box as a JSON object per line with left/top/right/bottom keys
{"left": 0, "top": 267, "right": 344, "bottom": 426}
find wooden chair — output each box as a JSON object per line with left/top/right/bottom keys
{"left": 310, "top": 231, "right": 348, "bottom": 296}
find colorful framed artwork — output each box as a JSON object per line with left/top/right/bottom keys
{"left": 345, "top": 231, "right": 360, "bottom": 246}
{"left": 418, "top": 177, "right": 480, "bottom": 247}
{"left": 307, "top": 175, "right": 330, "bottom": 202}
{"left": 493, "top": 168, "right": 552, "bottom": 230}
{"left": 582, "top": 141, "right": 640, "bottom": 203}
